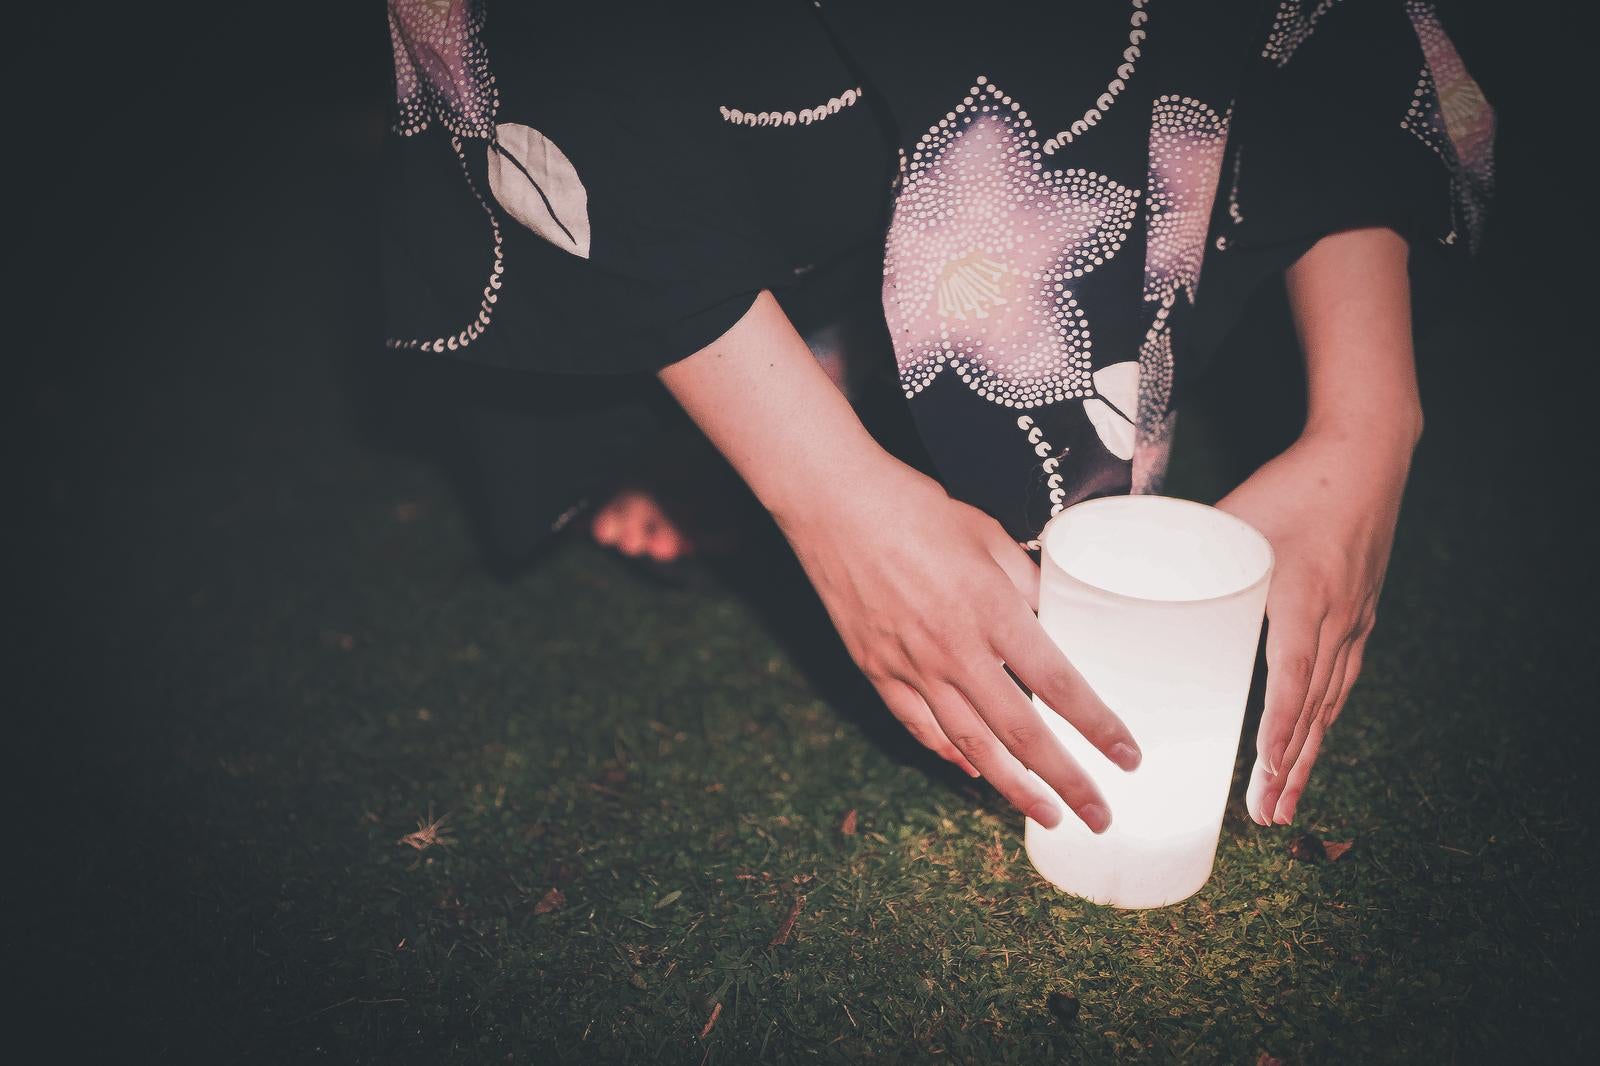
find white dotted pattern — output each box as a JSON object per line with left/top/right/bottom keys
{"left": 719, "top": 88, "right": 864, "bottom": 127}
{"left": 388, "top": 0, "right": 498, "bottom": 139}
{"left": 1016, "top": 412, "right": 1070, "bottom": 535}
{"left": 1144, "top": 95, "right": 1230, "bottom": 306}
{"left": 1226, "top": 146, "right": 1246, "bottom": 225}
{"left": 884, "top": 78, "right": 1139, "bottom": 409}
{"left": 1260, "top": 0, "right": 1343, "bottom": 68}
{"left": 1132, "top": 298, "right": 1177, "bottom": 495}
{"left": 385, "top": 136, "right": 504, "bottom": 354}
{"left": 1042, "top": 0, "right": 1150, "bottom": 154}
{"left": 1401, "top": 0, "right": 1495, "bottom": 251}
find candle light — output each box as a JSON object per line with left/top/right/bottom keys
{"left": 1026, "top": 495, "right": 1273, "bottom": 909}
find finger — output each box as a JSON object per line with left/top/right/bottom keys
{"left": 1257, "top": 596, "right": 1325, "bottom": 775}
{"left": 985, "top": 527, "right": 1040, "bottom": 613}
{"left": 617, "top": 499, "right": 652, "bottom": 555}
{"left": 1263, "top": 639, "right": 1362, "bottom": 819}
{"left": 1245, "top": 757, "right": 1276, "bottom": 826}
{"left": 1274, "top": 629, "right": 1350, "bottom": 789}
{"left": 923, "top": 681, "right": 1104, "bottom": 832}
{"left": 990, "top": 603, "right": 1141, "bottom": 771}
{"left": 647, "top": 529, "right": 679, "bottom": 561}
{"left": 877, "top": 679, "right": 980, "bottom": 777}
{"left": 1327, "top": 640, "right": 1365, "bottom": 726}
{"left": 952, "top": 666, "right": 1114, "bottom": 833}
{"left": 591, "top": 507, "right": 620, "bottom": 545}
{"left": 1267, "top": 630, "right": 1355, "bottom": 820}
{"left": 1270, "top": 720, "right": 1327, "bottom": 825}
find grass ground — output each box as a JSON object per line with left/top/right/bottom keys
{"left": 19, "top": 31, "right": 1590, "bottom": 1063}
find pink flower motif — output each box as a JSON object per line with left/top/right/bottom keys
{"left": 884, "top": 78, "right": 1140, "bottom": 409}
{"left": 388, "top": 0, "right": 498, "bottom": 139}
{"left": 1144, "top": 95, "right": 1229, "bottom": 305}
{"left": 1402, "top": 0, "right": 1494, "bottom": 250}
{"left": 1133, "top": 94, "right": 1227, "bottom": 494}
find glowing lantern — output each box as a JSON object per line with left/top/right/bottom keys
{"left": 1026, "top": 495, "right": 1273, "bottom": 908}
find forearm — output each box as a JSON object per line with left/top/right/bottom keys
{"left": 1285, "top": 227, "right": 1423, "bottom": 455}
{"left": 657, "top": 291, "right": 910, "bottom": 531}
{"left": 1232, "top": 228, "right": 1426, "bottom": 824}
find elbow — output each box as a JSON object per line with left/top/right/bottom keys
{"left": 1403, "top": 401, "right": 1425, "bottom": 451}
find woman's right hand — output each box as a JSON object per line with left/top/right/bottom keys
{"left": 658, "top": 292, "right": 1139, "bottom": 831}
{"left": 777, "top": 456, "right": 1142, "bottom": 831}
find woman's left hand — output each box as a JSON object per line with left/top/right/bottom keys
{"left": 1216, "top": 419, "right": 1418, "bottom": 826}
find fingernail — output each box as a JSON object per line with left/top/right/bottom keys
{"left": 1079, "top": 803, "right": 1112, "bottom": 834}
{"left": 1027, "top": 798, "right": 1062, "bottom": 829}
{"left": 1109, "top": 742, "right": 1141, "bottom": 771}
{"left": 1273, "top": 810, "right": 1293, "bottom": 826}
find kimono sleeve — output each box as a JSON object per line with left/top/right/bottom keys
{"left": 1187, "top": 0, "right": 1495, "bottom": 372}
{"left": 380, "top": 0, "right": 888, "bottom": 377}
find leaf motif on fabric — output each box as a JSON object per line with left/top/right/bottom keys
{"left": 487, "top": 123, "right": 591, "bottom": 258}
{"left": 1083, "top": 361, "right": 1139, "bottom": 460}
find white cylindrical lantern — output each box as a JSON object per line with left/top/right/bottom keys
{"left": 1025, "top": 495, "right": 1273, "bottom": 909}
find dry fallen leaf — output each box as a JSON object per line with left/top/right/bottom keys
{"left": 1289, "top": 831, "right": 1355, "bottom": 864}
{"left": 533, "top": 887, "right": 565, "bottom": 915}
{"left": 1046, "top": 992, "right": 1080, "bottom": 1028}
{"left": 769, "top": 894, "right": 806, "bottom": 947}
{"left": 840, "top": 809, "right": 858, "bottom": 836}
{"left": 1288, "top": 832, "right": 1326, "bottom": 863}
{"left": 397, "top": 809, "right": 453, "bottom": 851}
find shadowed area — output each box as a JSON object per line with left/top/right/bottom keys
{"left": 16, "top": 5, "right": 1587, "bottom": 1062}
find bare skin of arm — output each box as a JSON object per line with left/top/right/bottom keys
{"left": 659, "top": 292, "right": 1142, "bottom": 832}
{"left": 1217, "top": 226, "right": 1424, "bottom": 825}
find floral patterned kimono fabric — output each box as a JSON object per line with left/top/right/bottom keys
{"left": 383, "top": 0, "right": 1492, "bottom": 552}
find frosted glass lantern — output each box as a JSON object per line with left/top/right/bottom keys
{"left": 1025, "top": 495, "right": 1273, "bottom": 909}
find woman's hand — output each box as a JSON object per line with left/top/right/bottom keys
{"left": 777, "top": 455, "right": 1143, "bottom": 832}
{"left": 1217, "top": 420, "right": 1417, "bottom": 826}
{"left": 1217, "top": 225, "right": 1422, "bottom": 826}
{"left": 659, "top": 292, "right": 1140, "bottom": 832}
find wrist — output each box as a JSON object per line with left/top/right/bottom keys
{"left": 765, "top": 443, "right": 924, "bottom": 537}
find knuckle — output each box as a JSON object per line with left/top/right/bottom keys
{"left": 948, "top": 731, "right": 992, "bottom": 762}
{"left": 1289, "top": 652, "right": 1317, "bottom": 683}
{"left": 1034, "top": 666, "right": 1081, "bottom": 709}
{"left": 859, "top": 653, "right": 902, "bottom": 686}
{"left": 1327, "top": 608, "right": 1358, "bottom": 635}
{"left": 974, "top": 586, "right": 1015, "bottom": 625}
{"left": 917, "top": 617, "right": 964, "bottom": 658}
{"left": 1002, "top": 722, "right": 1043, "bottom": 755}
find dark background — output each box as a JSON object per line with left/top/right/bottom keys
{"left": 14, "top": 2, "right": 1588, "bottom": 1060}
